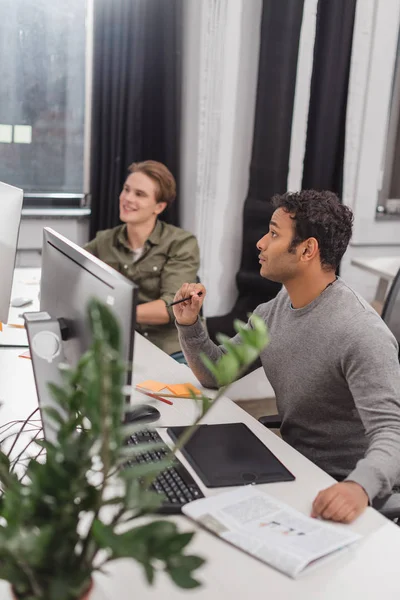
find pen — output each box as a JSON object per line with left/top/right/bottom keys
{"left": 139, "top": 390, "right": 174, "bottom": 406}
{"left": 167, "top": 292, "right": 203, "bottom": 307}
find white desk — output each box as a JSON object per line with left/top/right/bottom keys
{"left": 0, "top": 267, "right": 40, "bottom": 347}
{"left": 1, "top": 283, "right": 400, "bottom": 599}
{"left": 351, "top": 256, "right": 400, "bottom": 306}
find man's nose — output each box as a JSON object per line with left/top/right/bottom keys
{"left": 257, "top": 233, "right": 268, "bottom": 251}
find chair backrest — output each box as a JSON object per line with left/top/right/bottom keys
{"left": 196, "top": 275, "right": 204, "bottom": 317}
{"left": 382, "top": 268, "right": 400, "bottom": 345}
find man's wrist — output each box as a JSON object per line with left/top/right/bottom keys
{"left": 176, "top": 317, "right": 198, "bottom": 327}
{"left": 344, "top": 480, "right": 369, "bottom": 502}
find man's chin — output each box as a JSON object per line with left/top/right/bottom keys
{"left": 120, "top": 213, "right": 138, "bottom": 225}
{"left": 260, "top": 266, "right": 270, "bottom": 279}
{"left": 261, "top": 267, "right": 280, "bottom": 283}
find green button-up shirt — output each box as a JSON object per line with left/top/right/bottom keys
{"left": 84, "top": 220, "right": 200, "bottom": 355}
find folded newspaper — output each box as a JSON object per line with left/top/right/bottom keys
{"left": 182, "top": 486, "right": 361, "bottom": 578}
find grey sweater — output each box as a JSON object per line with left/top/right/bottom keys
{"left": 177, "top": 278, "right": 400, "bottom": 501}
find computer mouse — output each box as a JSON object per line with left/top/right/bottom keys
{"left": 11, "top": 297, "right": 33, "bottom": 308}
{"left": 125, "top": 404, "right": 160, "bottom": 424}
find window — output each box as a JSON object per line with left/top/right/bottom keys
{"left": 378, "top": 26, "right": 400, "bottom": 216}
{"left": 0, "top": 0, "right": 90, "bottom": 208}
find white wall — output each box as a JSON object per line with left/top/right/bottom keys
{"left": 341, "top": 0, "right": 400, "bottom": 301}
{"left": 17, "top": 214, "right": 90, "bottom": 267}
{"left": 180, "top": 0, "right": 262, "bottom": 317}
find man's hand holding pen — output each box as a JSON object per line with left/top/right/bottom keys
{"left": 171, "top": 282, "right": 206, "bottom": 326}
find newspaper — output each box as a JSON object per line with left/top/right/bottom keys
{"left": 182, "top": 486, "right": 361, "bottom": 578}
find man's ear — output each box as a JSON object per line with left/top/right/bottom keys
{"left": 154, "top": 201, "right": 168, "bottom": 215}
{"left": 300, "top": 237, "right": 319, "bottom": 262}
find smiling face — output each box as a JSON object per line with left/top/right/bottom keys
{"left": 119, "top": 171, "right": 167, "bottom": 226}
{"left": 257, "top": 208, "right": 306, "bottom": 283}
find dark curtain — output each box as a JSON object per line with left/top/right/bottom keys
{"left": 89, "top": 0, "right": 182, "bottom": 239}
{"left": 207, "top": 0, "right": 304, "bottom": 341}
{"left": 302, "top": 0, "right": 357, "bottom": 195}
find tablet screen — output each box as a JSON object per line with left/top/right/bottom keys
{"left": 167, "top": 423, "right": 295, "bottom": 488}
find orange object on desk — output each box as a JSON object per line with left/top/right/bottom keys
{"left": 137, "top": 380, "right": 202, "bottom": 398}
{"left": 138, "top": 390, "right": 174, "bottom": 406}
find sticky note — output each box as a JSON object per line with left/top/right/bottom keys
{"left": 137, "top": 380, "right": 167, "bottom": 393}
{"left": 0, "top": 124, "right": 12, "bottom": 143}
{"left": 14, "top": 125, "right": 32, "bottom": 144}
{"left": 166, "top": 383, "right": 202, "bottom": 397}
{"left": 137, "top": 380, "right": 202, "bottom": 398}
{"left": 18, "top": 350, "right": 31, "bottom": 359}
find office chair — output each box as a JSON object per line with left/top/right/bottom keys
{"left": 381, "top": 267, "right": 400, "bottom": 355}
{"left": 195, "top": 275, "right": 204, "bottom": 318}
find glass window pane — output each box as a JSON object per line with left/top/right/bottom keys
{"left": 0, "top": 0, "right": 86, "bottom": 194}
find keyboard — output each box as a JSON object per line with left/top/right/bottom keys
{"left": 125, "top": 428, "right": 204, "bottom": 514}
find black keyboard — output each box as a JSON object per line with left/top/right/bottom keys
{"left": 125, "top": 429, "right": 204, "bottom": 514}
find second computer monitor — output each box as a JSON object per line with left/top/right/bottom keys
{"left": 0, "top": 181, "right": 23, "bottom": 322}
{"left": 40, "top": 228, "right": 138, "bottom": 383}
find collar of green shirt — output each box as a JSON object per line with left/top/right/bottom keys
{"left": 116, "top": 220, "right": 163, "bottom": 251}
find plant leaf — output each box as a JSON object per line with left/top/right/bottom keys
{"left": 167, "top": 567, "right": 201, "bottom": 589}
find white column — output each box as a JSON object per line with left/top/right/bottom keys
{"left": 287, "top": 0, "right": 318, "bottom": 193}
{"left": 343, "top": 0, "right": 400, "bottom": 244}
{"left": 180, "top": 0, "right": 262, "bottom": 317}
{"left": 341, "top": 0, "right": 400, "bottom": 301}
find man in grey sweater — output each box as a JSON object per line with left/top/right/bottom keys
{"left": 173, "top": 190, "right": 400, "bottom": 524}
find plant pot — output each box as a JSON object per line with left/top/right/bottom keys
{"left": 11, "top": 579, "right": 93, "bottom": 600}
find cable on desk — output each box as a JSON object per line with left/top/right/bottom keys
{"left": 0, "top": 419, "right": 41, "bottom": 439}
{"left": 11, "top": 429, "right": 44, "bottom": 475}
{"left": 6, "top": 407, "right": 40, "bottom": 458}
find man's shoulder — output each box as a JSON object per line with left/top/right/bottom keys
{"left": 93, "top": 225, "right": 124, "bottom": 243}
{"left": 333, "top": 279, "right": 381, "bottom": 322}
{"left": 332, "top": 279, "right": 394, "bottom": 341}
{"left": 156, "top": 223, "right": 199, "bottom": 255}
{"left": 159, "top": 221, "right": 197, "bottom": 242}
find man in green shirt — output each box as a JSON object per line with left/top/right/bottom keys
{"left": 85, "top": 160, "right": 200, "bottom": 358}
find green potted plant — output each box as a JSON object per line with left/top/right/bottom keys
{"left": 0, "top": 300, "right": 268, "bottom": 600}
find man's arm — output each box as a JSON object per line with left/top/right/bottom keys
{"left": 174, "top": 282, "right": 269, "bottom": 388}
{"left": 83, "top": 237, "right": 99, "bottom": 258}
{"left": 341, "top": 316, "right": 400, "bottom": 501}
{"left": 312, "top": 314, "right": 400, "bottom": 522}
{"left": 137, "top": 233, "right": 200, "bottom": 326}
{"left": 136, "top": 300, "right": 169, "bottom": 325}
{"left": 157, "top": 233, "right": 200, "bottom": 323}
{"left": 177, "top": 315, "right": 224, "bottom": 389}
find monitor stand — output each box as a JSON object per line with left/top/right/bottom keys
{"left": 24, "top": 312, "right": 159, "bottom": 441}
{"left": 24, "top": 311, "right": 67, "bottom": 445}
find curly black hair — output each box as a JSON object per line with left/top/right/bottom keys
{"left": 271, "top": 190, "right": 354, "bottom": 270}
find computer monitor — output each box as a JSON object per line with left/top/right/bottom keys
{"left": 39, "top": 227, "right": 138, "bottom": 381}
{"left": 0, "top": 182, "right": 23, "bottom": 322}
